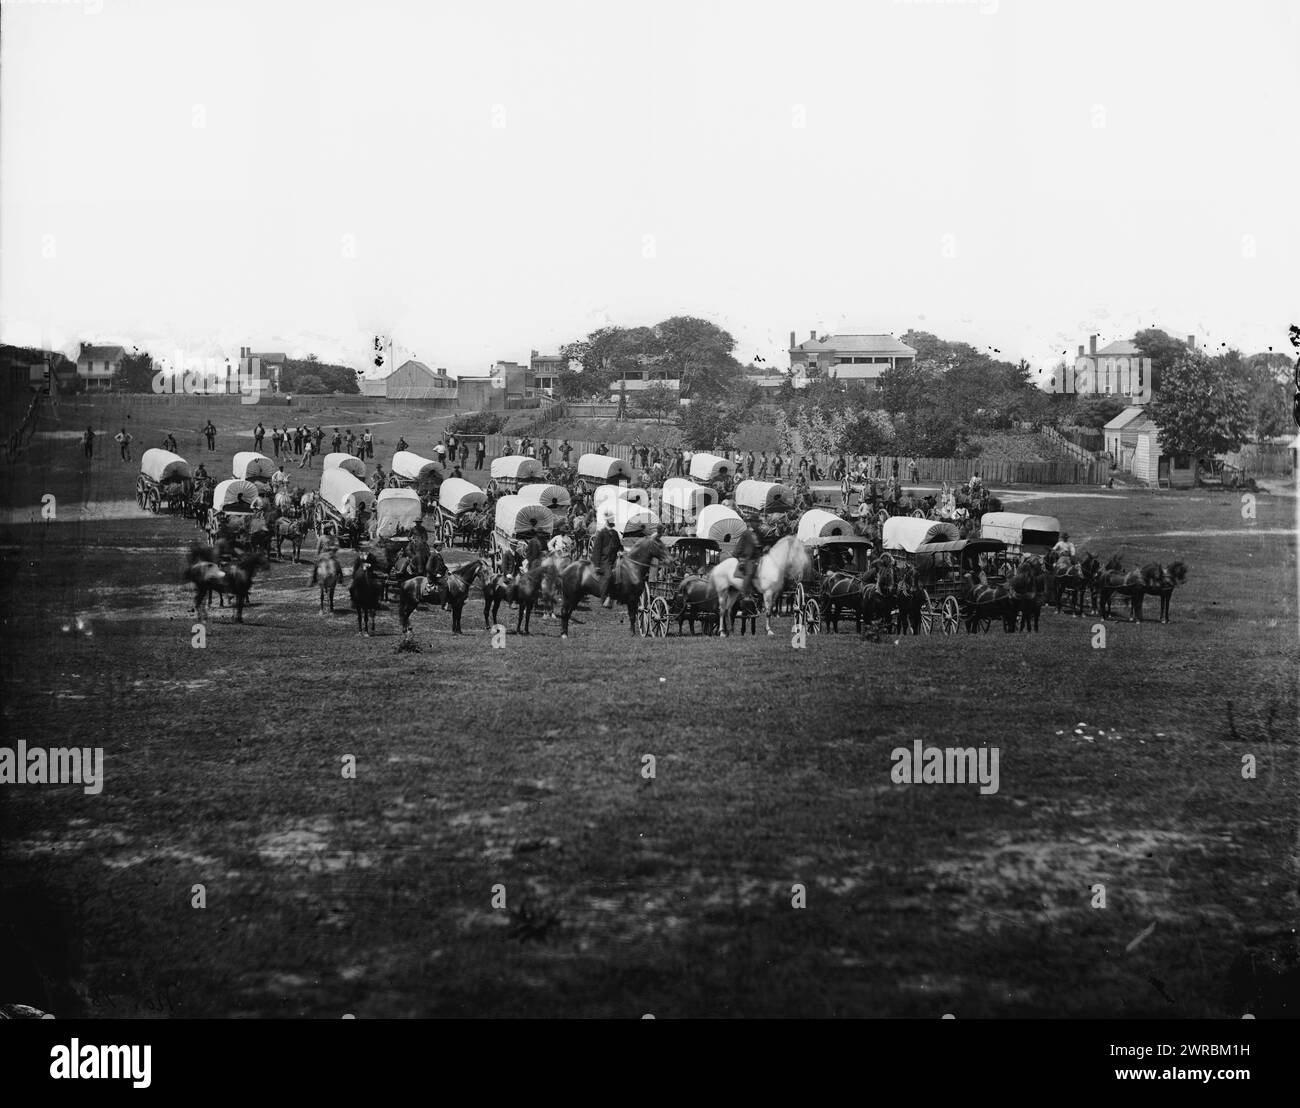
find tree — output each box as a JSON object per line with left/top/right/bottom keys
{"left": 117, "top": 348, "right": 155, "bottom": 392}
{"left": 1145, "top": 348, "right": 1250, "bottom": 462}
{"left": 880, "top": 360, "right": 940, "bottom": 414}
{"left": 1070, "top": 395, "right": 1128, "bottom": 430}
{"left": 292, "top": 373, "right": 328, "bottom": 394}
{"left": 1132, "top": 329, "right": 1191, "bottom": 395}
{"left": 653, "top": 316, "right": 741, "bottom": 400}
{"left": 1241, "top": 353, "right": 1292, "bottom": 441}
{"left": 894, "top": 407, "right": 963, "bottom": 457}
{"left": 631, "top": 383, "right": 678, "bottom": 424}
{"left": 679, "top": 401, "right": 735, "bottom": 451}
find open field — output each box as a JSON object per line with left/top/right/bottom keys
{"left": 1, "top": 398, "right": 1298, "bottom": 1018}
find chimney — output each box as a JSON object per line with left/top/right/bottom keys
{"left": 1186, "top": 334, "right": 1194, "bottom": 349}
{"left": 1089, "top": 335, "right": 1097, "bottom": 356}
{"left": 1077, "top": 345, "right": 1084, "bottom": 358}
{"left": 810, "top": 330, "right": 816, "bottom": 341}
{"left": 789, "top": 331, "right": 796, "bottom": 349}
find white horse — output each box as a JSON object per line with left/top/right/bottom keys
{"left": 708, "top": 535, "right": 811, "bottom": 637}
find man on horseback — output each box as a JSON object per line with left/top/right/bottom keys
{"left": 1053, "top": 532, "right": 1076, "bottom": 559}
{"left": 590, "top": 507, "right": 622, "bottom": 609}
{"left": 733, "top": 519, "right": 762, "bottom": 600}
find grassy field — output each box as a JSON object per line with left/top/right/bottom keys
{"left": 1, "top": 397, "right": 1297, "bottom": 1018}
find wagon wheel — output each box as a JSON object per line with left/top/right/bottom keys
{"left": 650, "top": 596, "right": 670, "bottom": 637}
{"left": 794, "top": 581, "right": 808, "bottom": 616}
{"left": 941, "top": 596, "right": 961, "bottom": 636}
{"left": 442, "top": 519, "right": 455, "bottom": 547}
{"left": 636, "top": 584, "right": 653, "bottom": 636}
{"left": 804, "top": 598, "right": 821, "bottom": 634}
{"left": 148, "top": 488, "right": 160, "bottom": 514}
{"left": 920, "top": 588, "right": 935, "bottom": 634}
{"left": 911, "top": 509, "right": 925, "bottom": 518}
{"left": 877, "top": 509, "right": 890, "bottom": 526}
{"left": 134, "top": 476, "right": 145, "bottom": 509}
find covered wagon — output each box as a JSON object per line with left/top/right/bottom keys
{"left": 488, "top": 455, "right": 545, "bottom": 494}
{"left": 733, "top": 479, "right": 794, "bottom": 520}
{"left": 491, "top": 495, "right": 555, "bottom": 573}
{"left": 233, "top": 451, "right": 278, "bottom": 491}
{"left": 374, "top": 487, "right": 423, "bottom": 541}
{"left": 661, "top": 477, "right": 717, "bottom": 534}
{"left": 212, "top": 478, "right": 259, "bottom": 515}
{"left": 592, "top": 484, "right": 650, "bottom": 509}
{"left": 695, "top": 503, "right": 746, "bottom": 545}
{"left": 136, "top": 448, "right": 192, "bottom": 513}
{"left": 318, "top": 467, "right": 377, "bottom": 547}
{"left": 688, "top": 452, "right": 732, "bottom": 485}
{"left": 437, "top": 477, "right": 488, "bottom": 548}
{"left": 514, "top": 482, "right": 572, "bottom": 514}
{"left": 796, "top": 509, "right": 855, "bottom": 543}
{"left": 576, "top": 453, "right": 632, "bottom": 487}
{"left": 977, "top": 512, "right": 1061, "bottom": 556}
{"left": 323, "top": 452, "right": 366, "bottom": 479}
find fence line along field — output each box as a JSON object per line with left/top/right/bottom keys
{"left": 0, "top": 397, "right": 1296, "bottom": 1018}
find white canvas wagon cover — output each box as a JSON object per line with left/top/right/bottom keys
{"left": 490, "top": 455, "right": 544, "bottom": 482}
{"left": 661, "top": 478, "right": 717, "bottom": 516}
{"left": 320, "top": 468, "right": 376, "bottom": 519}
{"left": 375, "top": 488, "right": 423, "bottom": 537}
{"left": 233, "top": 451, "right": 277, "bottom": 481}
{"left": 977, "top": 512, "right": 1061, "bottom": 551}
{"left": 603, "top": 498, "right": 660, "bottom": 538}
{"left": 688, "top": 452, "right": 732, "bottom": 484}
{"left": 393, "top": 451, "right": 445, "bottom": 482}
{"left": 593, "top": 484, "right": 650, "bottom": 509}
{"left": 695, "top": 504, "right": 746, "bottom": 544}
{"left": 212, "top": 479, "right": 258, "bottom": 512}
{"left": 139, "top": 448, "right": 191, "bottom": 484}
{"left": 797, "top": 509, "right": 854, "bottom": 542}
{"left": 577, "top": 453, "right": 632, "bottom": 483}
{"left": 514, "top": 483, "right": 571, "bottom": 512}
{"left": 438, "top": 477, "right": 486, "bottom": 515}
{"left": 882, "top": 516, "right": 961, "bottom": 553}
{"left": 494, "top": 495, "right": 555, "bottom": 538}
{"left": 323, "top": 452, "right": 366, "bottom": 478}
{"left": 734, "top": 480, "right": 794, "bottom": 514}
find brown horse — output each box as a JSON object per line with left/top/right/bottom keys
{"left": 311, "top": 550, "right": 343, "bottom": 613}
{"left": 1010, "top": 556, "right": 1046, "bottom": 632}
{"left": 554, "top": 533, "right": 667, "bottom": 638}
{"left": 349, "top": 555, "right": 381, "bottom": 635}
{"left": 274, "top": 517, "right": 308, "bottom": 562}
{"left": 671, "top": 576, "right": 719, "bottom": 635}
{"left": 1140, "top": 561, "right": 1188, "bottom": 623}
{"left": 1097, "top": 561, "right": 1187, "bottom": 622}
{"left": 398, "top": 575, "right": 438, "bottom": 637}
{"left": 422, "top": 559, "right": 479, "bottom": 634}
{"left": 958, "top": 572, "right": 1017, "bottom": 633}
{"left": 483, "top": 560, "right": 551, "bottom": 635}
{"left": 187, "top": 550, "right": 267, "bottom": 623}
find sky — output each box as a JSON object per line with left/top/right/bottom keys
{"left": 2, "top": 0, "right": 1297, "bottom": 384}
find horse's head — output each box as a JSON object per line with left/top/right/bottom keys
{"left": 1167, "top": 560, "right": 1188, "bottom": 586}
{"left": 1105, "top": 552, "right": 1124, "bottom": 572}
{"left": 629, "top": 531, "right": 668, "bottom": 567}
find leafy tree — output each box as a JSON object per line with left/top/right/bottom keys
{"left": 880, "top": 360, "right": 940, "bottom": 414}
{"left": 1146, "top": 348, "right": 1250, "bottom": 461}
{"left": 1070, "top": 395, "right": 1129, "bottom": 429}
{"left": 117, "top": 348, "right": 155, "bottom": 392}
{"left": 1241, "top": 353, "right": 1292, "bottom": 441}
{"left": 292, "top": 373, "right": 328, "bottom": 394}
{"left": 844, "top": 409, "right": 896, "bottom": 454}
{"left": 679, "top": 400, "right": 736, "bottom": 451}
{"left": 894, "top": 407, "right": 963, "bottom": 457}
{"left": 1132, "top": 328, "right": 1191, "bottom": 394}
{"left": 450, "top": 412, "right": 505, "bottom": 435}
{"left": 653, "top": 316, "right": 741, "bottom": 399}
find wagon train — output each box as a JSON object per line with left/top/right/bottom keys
{"left": 323, "top": 452, "right": 366, "bottom": 479}
{"left": 490, "top": 495, "right": 555, "bottom": 573}
{"left": 136, "top": 449, "right": 192, "bottom": 513}
{"left": 233, "top": 451, "right": 278, "bottom": 493}
{"left": 660, "top": 477, "right": 717, "bottom": 536}
{"left": 436, "top": 477, "right": 489, "bottom": 550}
{"left": 882, "top": 516, "right": 1009, "bottom": 634}
{"left": 575, "top": 453, "right": 633, "bottom": 494}
{"left": 390, "top": 451, "right": 445, "bottom": 509}
{"left": 488, "top": 455, "right": 545, "bottom": 496}
{"left": 318, "top": 468, "right": 377, "bottom": 548}
{"left": 640, "top": 535, "right": 723, "bottom": 636}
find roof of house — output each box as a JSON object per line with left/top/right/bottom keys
{"left": 253, "top": 352, "right": 287, "bottom": 364}
{"left": 1131, "top": 417, "right": 1160, "bottom": 435}
{"left": 1103, "top": 406, "right": 1146, "bottom": 431}
{"left": 79, "top": 344, "right": 127, "bottom": 362}
{"left": 1093, "top": 339, "right": 1142, "bottom": 357}
{"left": 792, "top": 334, "right": 916, "bottom": 356}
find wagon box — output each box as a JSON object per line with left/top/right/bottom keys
{"left": 734, "top": 480, "right": 794, "bottom": 516}
{"left": 438, "top": 477, "right": 486, "bottom": 515}
{"left": 661, "top": 478, "right": 717, "bottom": 531}
{"left": 796, "top": 509, "right": 854, "bottom": 542}
{"left": 319, "top": 468, "right": 376, "bottom": 519}
{"left": 493, "top": 495, "right": 555, "bottom": 539}
{"left": 977, "top": 512, "right": 1061, "bottom": 554}
{"left": 212, "top": 478, "right": 259, "bottom": 513}
{"left": 592, "top": 484, "right": 650, "bottom": 509}
{"left": 392, "top": 451, "right": 446, "bottom": 484}
{"left": 695, "top": 503, "right": 746, "bottom": 544}
{"left": 374, "top": 487, "right": 423, "bottom": 540}
{"left": 881, "top": 516, "right": 961, "bottom": 553}
{"left": 514, "top": 483, "right": 572, "bottom": 513}
{"left": 137, "top": 449, "right": 192, "bottom": 513}
{"left": 490, "top": 455, "right": 544, "bottom": 482}
{"left": 576, "top": 453, "right": 632, "bottom": 484}
{"left": 323, "top": 452, "right": 366, "bottom": 479}
{"left": 688, "top": 452, "right": 732, "bottom": 485}
{"left": 233, "top": 451, "right": 277, "bottom": 483}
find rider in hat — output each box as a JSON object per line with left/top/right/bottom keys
{"left": 589, "top": 506, "right": 623, "bottom": 609}
{"left": 733, "top": 518, "right": 762, "bottom": 600}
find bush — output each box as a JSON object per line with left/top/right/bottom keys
{"left": 450, "top": 412, "right": 506, "bottom": 436}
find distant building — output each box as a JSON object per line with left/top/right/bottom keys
{"left": 76, "top": 343, "right": 127, "bottom": 390}
{"left": 1102, "top": 406, "right": 1146, "bottom": 471}
{"left": 1130, "top": 415, "right": 1196, "bottom": 488}
{"left": 364, "top": 359, "right": 457, "bottom": 400}
{"left": 788, "top": 331, "right": 916, "bottom": 389}
{"left": 529, "top": 350, "right": 567, "bottom": 395}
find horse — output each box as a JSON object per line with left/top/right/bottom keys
{"left": 891, "top": 561, "right": 924, "bottom": 634}
{"left": 397, "top": 575, "right": 438, "bottom": 637}
{"left": 1140, "top": 561, "right": 1187, "bottom": 623}
{"left": 709, "top": 535, "right": 811, "bottom": 637}
{"left": 1010, "top": 556, "right": 1046, "bottom": 632}
{"left": 554, "top": 533, "right": 668, "bottom": 638}
{"left": 958, "top": 572, "right": 1017, "bottom": 633}
{"left": 1048, "top": 553, "right": 1091, "bottom": 616}
{"left": 821, "top": 558, "right": 894, "bottom": 634}
{"left": 311, "top": 550, "right": 343, "bottom": 613}
{"left": 188, "top": 551, "right": 267, "bottom": 622}
{"left": 506, "top": 560, "right": 553, "bottom": 635}
{"left": 349, "top": 554, "right": 381, "bottom": 635}
{"left": 423, "top": 559, "right": 480, "bottom": 634}
{"left": 274, "top": 517, "right": 308, "bottom": 562}
{"left": 670, "top": 576, "right": 719, "bottom": 635}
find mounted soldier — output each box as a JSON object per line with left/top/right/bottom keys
{"left": 589, "top": 506, "right": 623, "bottom": 609}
